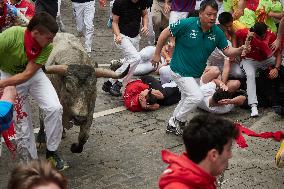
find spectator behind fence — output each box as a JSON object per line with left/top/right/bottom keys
{"left": 7, "top": 160, "right": 68, "bottom": 189}
{"left": 159, "top": 114, "right": 239, "bottom": 189}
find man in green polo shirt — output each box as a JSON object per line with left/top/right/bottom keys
{"left": 152, "top": 0, "right": 245, "bottom": 135}
{"left": 0, "top": 12, "right": 68, "bottom": 170}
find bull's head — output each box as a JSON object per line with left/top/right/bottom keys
{"left": 44, "top": 64, "right": 129, "bottom": 127}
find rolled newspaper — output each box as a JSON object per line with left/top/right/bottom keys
{"left": 241, "top": 31, "right": 254, "bottom": 58}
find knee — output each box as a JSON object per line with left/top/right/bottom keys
{"left": 131, "top": 53, "right": 142, "bottom": 64}
{"left": 210, "top": 66, "right": 221, "bottom": 77}
{"left": 139, "top": 46, "right": 155, "bottom": 61}
{"left": 228, "top": 80, "right": 241, "bottom": 92}
{"left": 159, "top": 66, "right": 170, "bottom": 75}
{"left": 45, "top": 103, "right": 63, "bottom": 114}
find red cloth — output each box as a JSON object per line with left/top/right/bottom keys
{"left": 236, "top": 28, "right": 276, "bottom": 61}
{"left": 1, "top": 122, "right": 16, "bottom": 159}
{"left": 15, "top": 0, "right": 35, "bottom": 18}
{"left": 235, "top": 123, "right": 284, "bottom": 148}
{"left": 159, "top": 150, "right": 216, "bottom": 189}
{"left": 123, "top": 80, "right": 149, "bottom": 112}
{"left": 246, "top": 0, "right": 259, "bottom": 11}
{"left": 24, "top": 29, "right": 43, "bottom": 61}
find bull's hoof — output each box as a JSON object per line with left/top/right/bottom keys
{"left": 70, "top": 143, "right": 83, "bottom": 153}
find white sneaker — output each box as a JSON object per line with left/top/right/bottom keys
{"left": 250, "top": 106, "right": 259, "bottom": 117}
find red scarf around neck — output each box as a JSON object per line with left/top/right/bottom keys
{"left": 24, "top": 29, "right": 43, "bottom": 61}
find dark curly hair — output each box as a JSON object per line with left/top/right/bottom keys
{"left": 183, "top": 114, "right": 239, "bottom": 163}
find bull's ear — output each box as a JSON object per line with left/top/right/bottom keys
{"left": 44, "top": 65, "right": 68, "bottom": 75}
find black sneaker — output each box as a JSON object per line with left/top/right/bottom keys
{"left": 166, "top": 117, "right": 185, "bottom": 135}
{"left": 272, "top": 105, "right": 284, "bottom": 116}
{"left": 102, "top": 80, "right": 112, "bottom": 93}
{"left": 46, "top": 150, "right": 69, "bottom": 171}
{"left": 109, "top": 81, "right": 123, "bottom": 97}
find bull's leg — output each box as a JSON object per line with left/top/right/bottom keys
{"left": 70, "top": 119, "right": 91, "bottom": 153}
{"left": 37, "top": 108, "right": 46, "bottom": 148}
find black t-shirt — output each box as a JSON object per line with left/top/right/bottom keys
{"left": 112, "top": 0, "right": 147, "bottom": 38}
{"left": 35, "top": 0, "right": 58, "bottom": 18}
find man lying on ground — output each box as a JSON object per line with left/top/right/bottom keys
{"left": 123, "top": 75, "right": 180, "bottom": 112}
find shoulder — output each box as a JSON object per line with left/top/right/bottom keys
{"left": 170, "top": 17, "right": 197, "bottom": 29}
{"left": 212, "top": 24, "right": 225, "bottom": 36}
{"left": 1, "top": 26, "right": 24, "bottom": 36}
{"left": 114, "top": 0, "right": 124, "bottom": 6}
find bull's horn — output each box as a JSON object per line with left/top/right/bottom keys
{"left": 95, "top": 64, "right": 130, "bottom": 79}
{"left": 44, "top": 65, "right": 68, "bottom": 75}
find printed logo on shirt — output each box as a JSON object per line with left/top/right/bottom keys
{"left": 208, "top": 34, "right": 216, "bottom": 42}
{"left": 189, "top": 30, "right": 198, "bottom": 39}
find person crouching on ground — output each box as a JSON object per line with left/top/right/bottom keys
{"left": 159, "top": 114, "right": 239, "bottom": 189}
{"left": 198, "top": 66, "right": 246, "bottom": 114}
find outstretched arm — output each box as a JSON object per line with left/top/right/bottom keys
{"left": 0, "top": 60, "right": 42, "bottom": 88}
{"left": 152, "top": 27, "right": 171, "bottom": 69}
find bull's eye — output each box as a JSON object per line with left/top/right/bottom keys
{"left": 65, "top": 81, "right": 76, "bottom": 93}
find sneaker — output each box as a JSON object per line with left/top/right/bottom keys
{"left": 102, "top": 80, "right": 112, "bottom": 93}
{"left": 109, "top": 81, "right": 123, "bottom": 97}
{"left": 107, "top": 18, "right": 112, "bottom": 28}
{"left": 166, "top": 117, "right": 185, "bottom": 135}
{"left": 46, "top": 150, "right": 69, "bottom": 171}
{"left": 272, "top": 105, "right": 282, "bottom": 115}
{"left": 250, "top": 105, "right": 259, "bottom": 117}
{"left": 275, "top": 140, "right": 284, "bottom": 168}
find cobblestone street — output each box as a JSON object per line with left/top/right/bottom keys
{"left": 0, "top": 1, "right": 284, "bottom": 188}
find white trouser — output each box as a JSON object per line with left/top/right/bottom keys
{"left": 0, "top": 69, "right": 63, "bottom": 163}
{"left": 159, "top": 65, "right": 172, "bottom": 84}
{"left": 241, "top": 57, "right": 275, "bottom": 105}
{"left": 134, "top": 46, "right": 156, "bottom": 75}
{"left": 147, "top": 8, "right": 155, "bottom": 45}
{"left": 170, "top": 70, "right": 203, "bottom": 122}
{"left": 110, "top": 34, "right": 141, "bottom": 85}
{"left": 109, "top": 0, "right": 114, "bottom": 19}
{"left": 72, "top": 1, "right": 95, "bottom": 53}
{"left": 169, "top": 11, "right": 189, "bottom": 24}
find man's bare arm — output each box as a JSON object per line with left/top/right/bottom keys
{"left": 0, "top": 61, "right": 42, "bottom": 88}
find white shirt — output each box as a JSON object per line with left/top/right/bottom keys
{"left": 198, "top": 82, "right": 234, "bottom": 114}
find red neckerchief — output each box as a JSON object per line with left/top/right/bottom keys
{"left": 24, "top": 29, "right": 43, "bottom": 61}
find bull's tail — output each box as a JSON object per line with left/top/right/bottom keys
{"left": 95, "top": 64, "right": 130, "bottom": 79}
